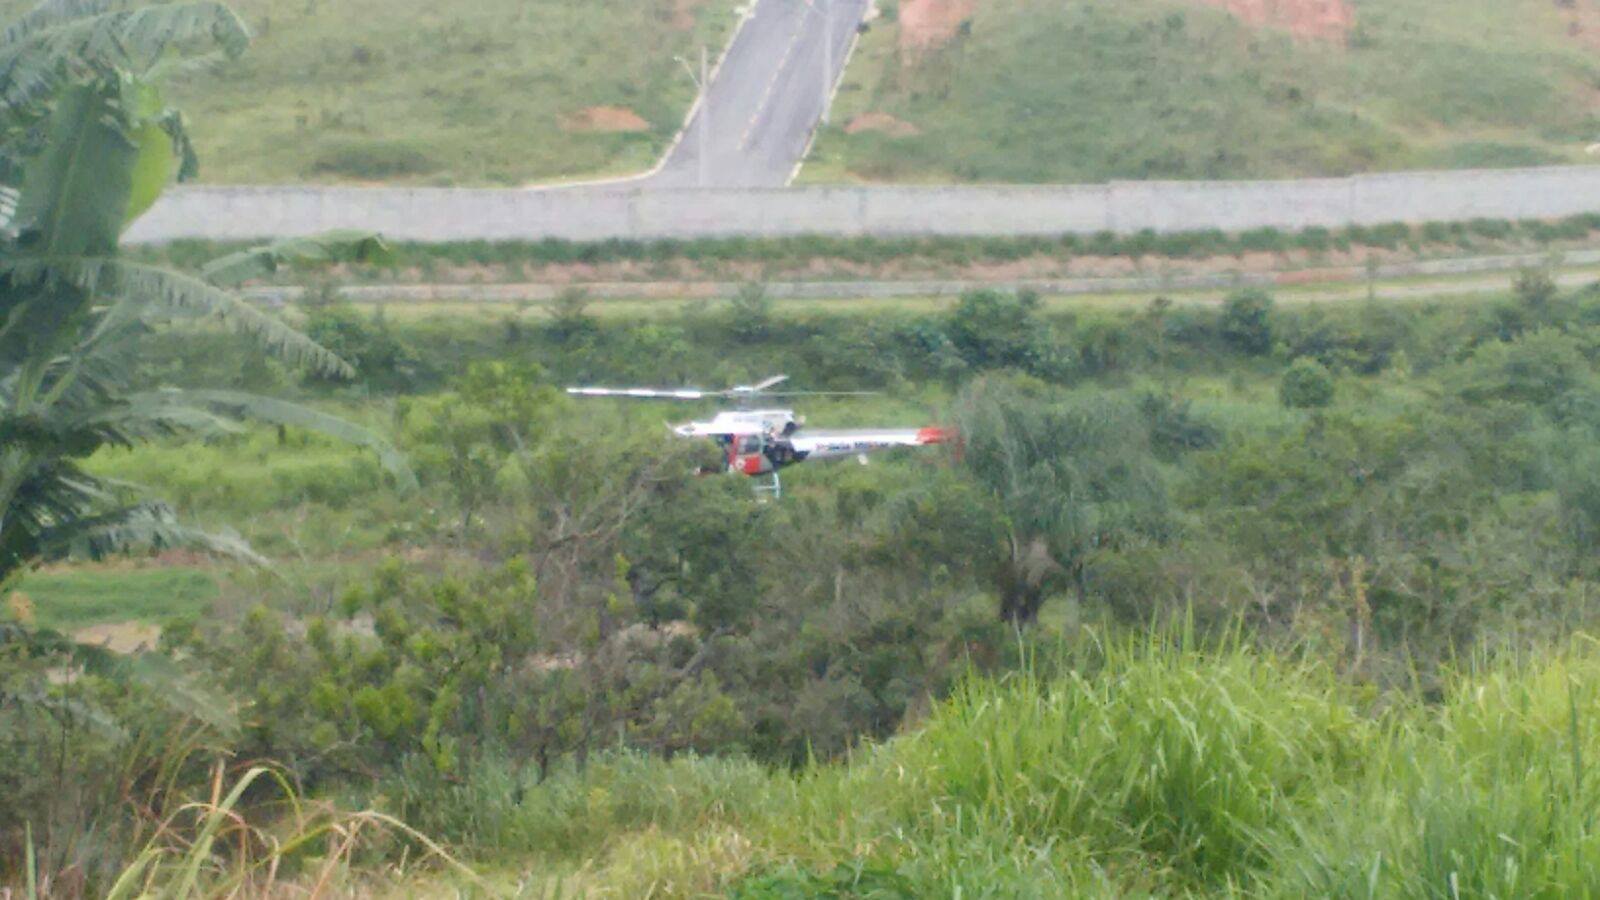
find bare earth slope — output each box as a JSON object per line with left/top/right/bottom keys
{"left": 805, "top": 0, "right": 1600, "bottom": 183}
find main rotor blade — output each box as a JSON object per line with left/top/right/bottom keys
{"left": 566, "top": 387, "right": 717, "bottom": 400}
{"left": 749, "top": 375, "right": 790, "bottom": 392}
{"left": 764, "top": 391, "right": 881, "bottom": 397}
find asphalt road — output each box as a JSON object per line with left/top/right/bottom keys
{"left": 646, "top": 0, "right": 869, "bottom": 188}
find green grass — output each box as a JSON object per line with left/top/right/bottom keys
{"left": 806, "top": 0, "right": 1600, "bottom": 183}
{"left": 379, "top": 633, "right": 1600, "bottom": 897}
{"left": 17, "top": 567, "right": 219, "bottom": 632}
{"left": 155, "top": 0, "right": 739, "bottom": 186}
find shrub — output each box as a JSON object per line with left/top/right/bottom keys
{"left": 547, "top": 287, "right": 597, "bottom": 341}
{"left": 1513, "top": 267, "right": 1558, "bottom": 310}
{"left": 1140, "top": 391, "right": 1222, "bottom": 459}
{"left": 945, "top": 289, "right": 1070, "bottom": 378}
{"left": 725, "top": 283, "right": 774, "bottom": 341}
{"left": 303, "top": 304, "right": 423, "bottom": 390}
{"left": 1219, "top": 289, "right": 1275, "bottom": 356}
{"left": 1280, "top": 358, "right": 1336, "bottom": 410}
{"left": 1452, "top": 328, "right": 1596, "bottom": 416}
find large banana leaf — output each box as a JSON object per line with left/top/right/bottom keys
{"left": 201, "top": 231, "right": 396, "bottom": 286}
{"left": 124, "top": 83, "right": 194, "bottom": 224}
{"left": 1, "top": 257, "right": 358, "bottom": 377}
{"left": 0, "top": 1, "right": 249, "bottom": 114}
{"left": 126, "top": 389, "right": 420, "bottom": 491}
{"left": 13, "top": 78, "right": 135, "bottom": 257}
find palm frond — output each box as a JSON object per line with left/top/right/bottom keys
{"left": 66, "top": 391, "right": 243, "bottom": 443}
{"left": 0, "top": 2, "right": 249, "bottom": 115}
{"left": 1, "top": 257, "right": 356, "bottom": 377}
{"left": 35, "top": 499, "right": 267, "bottom": 567}
{"left": 130, "top": 389, "right": 419, "bottom": 491}
{"left": 200, "top": 231, "right": 395, "bottom": 286}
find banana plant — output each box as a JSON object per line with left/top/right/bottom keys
{"left": 0, "top": 67, "right": 412, "bottom": 588}
{"left": 0, "top": 0, "right": 250, "bottom": 189}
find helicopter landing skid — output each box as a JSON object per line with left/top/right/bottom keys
{"left": 752, "top": 471, "right": 782, "bottom": 500}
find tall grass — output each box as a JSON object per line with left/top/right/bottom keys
{"left": 894, "top": 636, "right": 1368, "bottom": 888}
{"left": 374, "top": 633, "right": 1600, "bottom": 897}
{"left": 33, "top": 630, "right": 1599, "bottom": 896}
{"left": 1267, "top": 640, "right": 1600, "bottom": 898}
{"left": 104, "top": 763, "right": 487, "bottom": 898}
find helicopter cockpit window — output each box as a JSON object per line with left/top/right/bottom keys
{"left": 737, "top": 435, "right": 762, "bottom": 454}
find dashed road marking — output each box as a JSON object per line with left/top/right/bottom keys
{"left": 740, "top": 8, "right": 810, "bottom": 151}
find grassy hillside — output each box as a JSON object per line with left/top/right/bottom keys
{"left": 349, "top": 636, "right": 1600, "bottom": 896}
{"left": 154, "top": 0, "right": 738, "bottom": 186}
{"left": 804, "top": 0, "right": 1600, "bottom": 183}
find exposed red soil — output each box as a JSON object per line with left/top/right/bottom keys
{"left": 561, "top": 106, "right": 650, "bottom": 134}
{"left": 73, "top": 622, "right": 162, "bottom": 655}
{"left": 844, "top": 112, "right": 922, "bottom": 137}
{"left": 315, "top": 238, "right": 1578, "bottom": 289}
{"left": 898, "top": 0, "right": 976, "bottom": 52}
{"left": 6, "top": 591, "right": 35, "bottom": 625}
{"left": 1191, "top": 0, "right": 1354, "bottom": 42}
{"left": 1558, "top": 0, "right": 1600, "bottom": 51}
{"left": 670, "top": 0, "right": 707, "bottom": 30}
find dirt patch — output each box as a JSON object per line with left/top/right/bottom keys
{"left": 845, "top": 112, "right": 922, "bottom": 137}
{"left": 35, "top": 548, "right": 215, "bottom": 575}
{"left": 6, "top": 591, "right": 35, "bottom": 625}
{"left": 561, "top": 106, "right": 650, "bottom": 134}
{"left": 1558, "top": 0, "right": 1600, "bottom": 51}
{"left": 671, "top": 0, "right": 707, "bottom": 30}
{"left": 1191, "top": 0, "right": 1354, "bottom": 43}
{"left": 73, "top": 622, "right": 162, "bottom": 655}
{"left": 898, "top": 0, "right": 976, "bottom": 53}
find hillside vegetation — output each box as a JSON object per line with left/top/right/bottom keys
{"left": 144, "top": 0, "right": 739, "bottom": 185}
{"left": 390, "top": 636, "right": 1600, "bottom": 897}
{"left": 15, "top": 276, "right": 1600, "bottom": 892}
{"left": 805, "top": 0, "right": 1600, "bottom": 183}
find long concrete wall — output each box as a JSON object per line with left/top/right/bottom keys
{"left": 123, "top": 165, "right": 1600, "bottom": 244}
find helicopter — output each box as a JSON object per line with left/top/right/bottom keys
{"left": 565, "top": 376, "right": 954, "bottom": 497}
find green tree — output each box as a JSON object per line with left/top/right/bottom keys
{"left": 1280, "top": 358, "right": 1336, "bottom": 409}
{"left": 1513, "top": 266, "right": 1557, "bottom": 311}
{"left": 1452, "top": 328, "right": 1598, "bottom": 419}
{"left": 1219, "top": 289, "right": 1274, "bottom": 356}
{"left": 547, "top": 287, "right": 596, "bottom": 342}
{"left": 945, "top": 289, "right": 1069, "bottom": 377}
{"left": 303, "top": 303, "right": 422, "bottom": 391}
{"left": 400, "top": 361, "right": 557, "bottom": 540}
{"left": 949, "top": 376, "right": 1170, "bottom": 624}
{"left": 725, "top": 282, "right": 774, "bottom": 341}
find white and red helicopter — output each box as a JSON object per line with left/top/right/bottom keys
{"left": 566, "top": 376, "right": 954, "bottom": 497}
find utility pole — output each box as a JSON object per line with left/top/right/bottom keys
{"left": 699, "top": 43, "right": 710, "bottom": 187}
{"left": 677, "top": 47, "right": 712, "bottom": 187}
